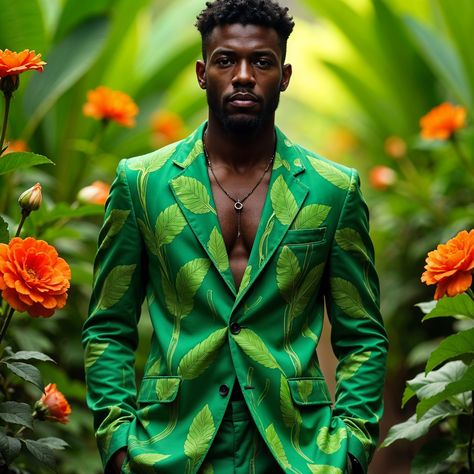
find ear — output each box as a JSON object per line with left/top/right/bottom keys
{"left": 196, "top": 60, "right": 206, "bottom": 89}
{"left": 280, "top": 63, "right": 292, "bottom": 91}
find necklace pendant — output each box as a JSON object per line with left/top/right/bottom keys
{"left": 234, "top": 200, "right": 243, "bottom": 212}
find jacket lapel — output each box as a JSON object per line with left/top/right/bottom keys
{"left": 169, "top": 123, "right": 237, "bottom": 296}
{"left": 234, "top": 128, "right": 308, "bottom": 306}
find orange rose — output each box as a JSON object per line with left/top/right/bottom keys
{"left": 368, "top": 166, "right": 396, "bottom": 190}
{"left": 35, "top": 383, "right": 71, "bottom": 424}
{"left": 421, "top": 230, "right": 474, "bottom": 299}
{"left": 77, "top": 180, "right": 110, "bottom": 205}
{"left": 151, "top": 111, "right": 185, "bottom": 144}
{"left": 0, "top": 49, "right": 46, "bottom": 77}
{"left": 0, "top": 237, "right": 71, "bottom": 317}
{"left": 83, "top": 86, "right": 138, "bottom": 127}
{"left": 420, "top": 103, "right": 467, "bottom": 140}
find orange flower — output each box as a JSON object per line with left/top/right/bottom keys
{"left": 0, "top": 49, "right": 46, "bottom": 77}
{"left": 420, "top": 103, "right": 467, "bottom": 140}
{"left": 77, "top": 180, "right": 110, "bottom": 205}
{"left": 384, "top": 136, "right": 406, "bottom": 159}
{"left": 35, "top": 383, "right": 71, "bottom": 424}
{"left": 151, "top": 111, "right": 185, "bottom": 144}
{"left": 369, "top": 166, "right": 396, "bottom": 190}
{"left": 0, "top": 237, "right": 71, "bottom": 317}
{"left": 83, "top": 86, "right": 138, "bottom": 127}
{"left": 421, "top": 230, "right": 474, "bottom": 299}
{"left": 3, "top": 139, "right": 28, "bottom": 154}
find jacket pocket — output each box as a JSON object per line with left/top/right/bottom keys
{"left": 287, "top": 376, "right": 332, "bottom": 406}
{"left": 137, "top": 375, "right": 182, "bottom": 404}
{"left": 283, "top": 226, "right": 327, "bottom": 246}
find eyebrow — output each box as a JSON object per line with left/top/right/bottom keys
{"left": 210, "top": 48, "right": 279, "bottom": 59}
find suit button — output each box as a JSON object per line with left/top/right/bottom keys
{"left": 219, "top": 384, "right": 229, "bottom": 397}
{"left": 230, "top": 323, "right": 241, "bottom": 335}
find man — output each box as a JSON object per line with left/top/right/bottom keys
{"left": 82, "top": 1, "right": 388, "bottom": 473}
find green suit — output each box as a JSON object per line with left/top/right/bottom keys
{"left": 82, "top": 123, "right": 388, "bottom": 474}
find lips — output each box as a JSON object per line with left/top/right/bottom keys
{"left": 227, "top": 92, "right": 259, "bottom": 108}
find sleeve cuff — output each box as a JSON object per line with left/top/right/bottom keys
{"left": 99, "top": 421, "right": 131, "bottom": 469}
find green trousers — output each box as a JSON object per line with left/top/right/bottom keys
{"left": 198, "top": 400, "right": 281, "bottom": 474}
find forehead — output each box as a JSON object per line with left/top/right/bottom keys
{"left": 206, "top": 24, "right": 281, "bottom": 57}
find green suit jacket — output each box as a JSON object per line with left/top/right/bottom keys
{"left": 82, "top": 123, "right": 388, "bottom": 474}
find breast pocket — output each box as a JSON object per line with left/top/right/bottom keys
{"left": 282, "top": 226, "right": 327, "bottom": 247}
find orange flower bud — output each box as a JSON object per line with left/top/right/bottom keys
{"left": 369, "top": 166, "right": 396, "bottom": 190}
{"left": 384, "top": 136, "right": 406, "bottom": 159}
{"left": 18, "top": 183, "right": 42, "bottom": 212}
{"left": 77, "top": 181, "right": 110, "bottom": 206}
{"left": 34, "top": 383, "right": 71, "bottom": 424}
{"left": 0, "top": 75, "right": 19, "bottom": 95}
{"left": 420, "top": 103, "right": 467, "bottom": 141}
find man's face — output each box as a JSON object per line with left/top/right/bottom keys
{"left": 196, "top": 24, "right": 292, "bottom": 135}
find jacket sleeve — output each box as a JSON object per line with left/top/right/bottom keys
{"left": 82, "top": 159, "right": 146, "bottom": 469}
{"left": 324, "top": 169, "right": 388, "bottom": 473}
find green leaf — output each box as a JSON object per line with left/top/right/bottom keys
{"left": 156, "top": 204, "right": 187, "bottom": 248}
{"left": 100, "top": 210, "right": 130, "bottom": 250}
{"left": 184, "top": 404, "right": 215, "bottom": 464}
{"left": 234, "top": 329, "right": 281, "bottom": 370}
{"left": 381, "top": 402, "right": 462, "bottom": 447}
{"left": 0, "top": 431, "right": 22, "bottom": 464}
{"left": 172, "top": 176, "right": 216, "bottom": 214}
{"left": 280, "top": 375, "right": 301, "bottom": 428}
{"left": 175, "top": 258, "right": 210, "bottom": 317}
{"left": 0, "top": 402, "right": 33, "bottom": 429}
{"left": 207, "top": 227, "right": 229, "bottom": 272}
{"left": 337, "top": 351, "right": 371, "bottom": 383}
{"left": 178, "top": 328, "right": 228, "bottom": 380}
{"left": 0, "top": 152, "right": 54, "bottom": 176}
{"left": 426, "top": 328, "right": 474, "bottom": 372}
{"left": 156, "top": 378, "right": 180, "bottom": 401}
{"left": 265, "top": 424, "right": 290, "bottom": 469}
{"left": 405, "top": 17, "right": 472, "bottom": 109}
{"left": 0, "top": 216, "right": 9, "bottom": 243}
{"left": 2, "top": 361, "right": 43, "bottom": 390}
{"left": 308, "top": 464, "right": 343, "bottom": 474}
{"left": 276, "top": 246, "right": 301, "bottom": 302}
{"left": 181, "top": 140, "right": 203, "bottom": 168}
{"left": 410, "top": 437, "right": 456, "bottom": 474}
{"left": 35, "top": 437, "right": 69, "bottom": 451}
{"left": 127, "top": 143, "right": 177, "bottom": 173}
{"left": 23, "top": 16, "right": 110, "bottom": 134}
{"left": 291, "top": 204, "right": 331, "bottom": 230}
{"left": 130, "top": 453, "right": 170, "bottom": 470}
{"left": 421, "top": 294, "right": 474, "bottom": 321}
{"left": 162, "top": 271, "right": 180, "bottom": 318}
{"left": 3, "top": 351, "right": 55, "bottom": 364}
{"left": 97, "top": 264, "right": 136, "bottom": 310}
{"left": 84, "top": 342, "right": 110, "bottom": 370}
{"left": 297, "top": 380, "right": 314, "bottom": 403}
{"left": 316, "top": 427, "right": 347, "bottom": 454}
{"left": 293, "top": 263, "right": 325, "bottom": 315}
{"left": 330, "top": 277, "right": 371, "bottom": 319}
{"left": 307, "top": 157, "right": 351, "bottom": 190}
{"left": 138, "top": 218, "right": 158, "bottom": 255}
{"left": 238, "top": 265, "right": 252, "bottom": 294}
{"left": 23, "top": 439, "right": 56, "bottom": 470}
{"left": 417, "top": 362, "right": 474, "bottom": 418}
{"left": 335, "top": 228, "right": 370, "bottom": 261}
{"left": 271, "top": 175, "right": 298, "bottom": 225}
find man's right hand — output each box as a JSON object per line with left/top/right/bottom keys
{"left": 108, "top": 448, "right": 127, "bottom": 474}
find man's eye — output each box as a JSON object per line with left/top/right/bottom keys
{"left": 255, "top": 59, "right": 272, "bottom": 68}
{"left": 217, "top": 58, "right": 233, "bottom": 66}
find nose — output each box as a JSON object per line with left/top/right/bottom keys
{"left": 232, "top": 60, "right": 255, "bottom": 87}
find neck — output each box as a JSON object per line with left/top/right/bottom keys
{"left": 204, "top": 114, "right": 276, "bottom": 171}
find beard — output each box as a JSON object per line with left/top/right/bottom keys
{"left": 206, "top": 86, "right": 280, "bottom": 136}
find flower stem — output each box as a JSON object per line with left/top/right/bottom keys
{"left": 0, "top": 307, "right": 15, "bottom": 344}
{"left": 0, "top": 92, "right": 12, "bottom": 155}
{"left": 15, "top": 209, "right": 31, "bottom": 238}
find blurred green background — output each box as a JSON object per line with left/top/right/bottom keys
{"left": 1, "top": 0, "right": 473, "bottom": 472}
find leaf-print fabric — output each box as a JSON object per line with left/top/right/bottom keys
{"left": 82, "top": 123, "right": 387, "bottom": 473}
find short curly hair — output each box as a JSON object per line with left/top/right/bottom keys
{"left": 195, "top": 0, "right": 295, "bottom": 61}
